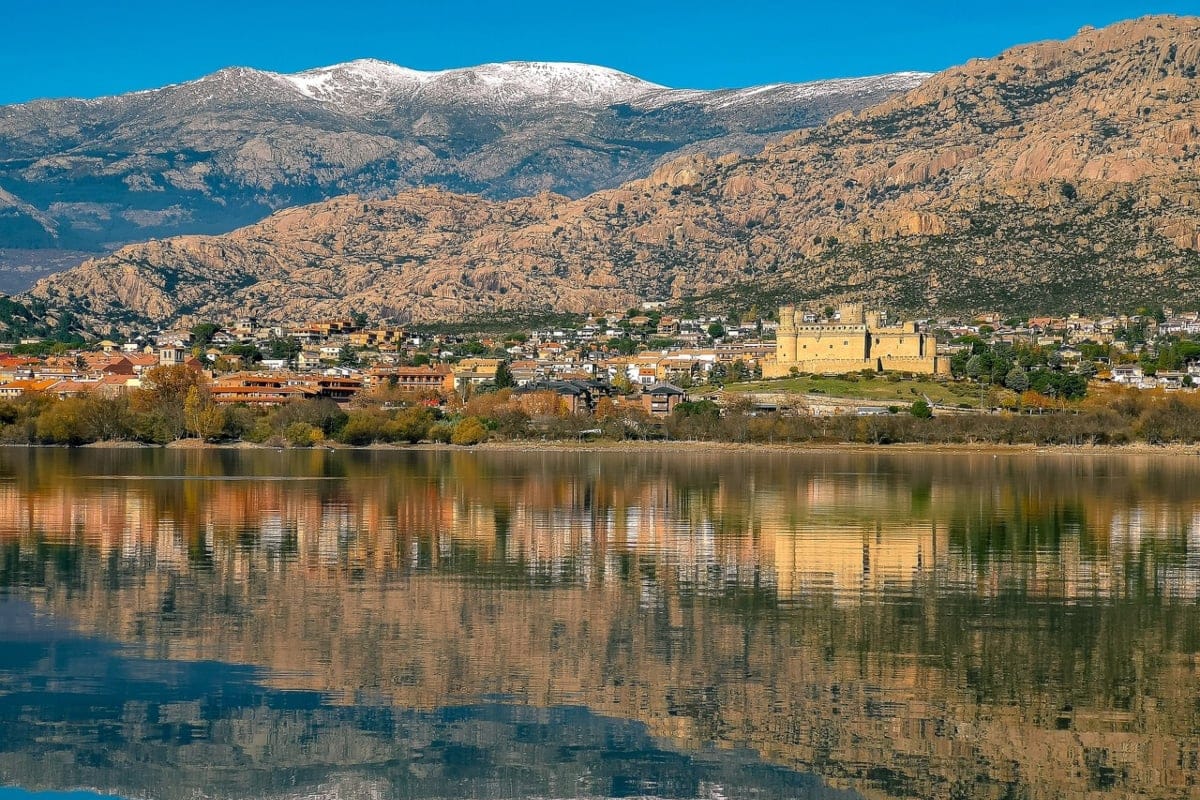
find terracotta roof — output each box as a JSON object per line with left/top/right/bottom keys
{"left": 0, "top": 379, "right": 59, "bottom": 393}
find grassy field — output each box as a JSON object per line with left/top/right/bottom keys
{"left": 707, "top": 375, "right": 986, "bottom": 406}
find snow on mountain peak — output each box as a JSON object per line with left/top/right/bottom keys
{"left": 276, "top": 59, "right": 664, "bottom": 110}
{"left": 171, "top": 59, "right": 930, "bottom": 117}
{"left": 281, "top": 60, "right": 431, "bottom": 109}
{"left": 445, "top": 61, "right": 664, "bottom": 104}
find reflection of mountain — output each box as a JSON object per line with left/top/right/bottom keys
{"left": 1, "top": 449, "right": 1199, "bottom": 799}
{"left": 0, "top": 600, "right": 848, "bottom": 800}
{"left": 2, "top": 448, "right": 1198, "bottom": 601}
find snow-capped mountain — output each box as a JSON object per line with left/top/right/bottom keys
{"left": 0, "top": 60, "right": 929, "bottom": 267}
{"left": 280, "top": 60, "right": 665, "bottom": 111}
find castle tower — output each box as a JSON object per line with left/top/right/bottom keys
{"left": 838, "top": 303, "right": 865, "bottom": 325}
{"left": 777, "top": 305, "right": 797, "bottom": 363}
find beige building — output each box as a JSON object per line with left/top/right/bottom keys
{"left": 765, "top": 303, "right": 946, "bottom": 377}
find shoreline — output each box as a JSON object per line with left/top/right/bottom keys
{"left": 14, "top": 438, "right": 1194, "bottom": 457}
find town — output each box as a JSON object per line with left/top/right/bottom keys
{"left": 1, "top": 302, "right": 1199, "bottom": 446}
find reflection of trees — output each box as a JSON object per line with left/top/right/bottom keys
{"left": 1, "top": 449, "right": 1200, "bottom": 799}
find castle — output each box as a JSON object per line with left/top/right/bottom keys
{"left": 764, "top": 303, "right": 946, "bottom": 378}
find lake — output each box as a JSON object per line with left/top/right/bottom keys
{"left": 0, "top": 447, "right": 1197, "bottom": 800}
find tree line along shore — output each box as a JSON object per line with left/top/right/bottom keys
{"left": 4, "top": 364, "right": 1200, "bottom": 449}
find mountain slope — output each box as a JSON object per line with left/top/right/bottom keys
{"left": 0, "top": 60, "right": 923, "bottom": 259}
{"left": 27, "top": 16, "right": 1200, "bottom": 329}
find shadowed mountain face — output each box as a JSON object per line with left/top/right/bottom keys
{"left": 24, "top": 15, "right": 1200, "bottom": 331}
{"left": 0, "top": 58, "right": 923, "bottom": 262}
{"left": 1, "top": 448, "right": 1199, "bottom": 800}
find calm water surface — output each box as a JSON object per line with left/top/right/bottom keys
{"left": 0, "top": 448, "right": 1198, "bottom": 800}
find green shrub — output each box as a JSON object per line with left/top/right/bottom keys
{"left": 35, "top": 399, "right": 91, "bottom": 445}
{"left": 385, "top": 406, "right": 434, "bottom": 443}
{"left": 451, "top": 416, "right": 489, "bottom": 446}
{"left": 271, "top": 399, "right": 348, "bottom": 437}
{"left": 428, "top": 422, "right": 454, "bottom": 443}
{"left": 222, "top": 405, "right": 260, "bottom": 440}
{"left": 338, "top": 411, "right": 387, "bottom": 445}
{"left": 284, "top": 422, "right": 322, "bottom": 447}
{"left": 244, "top": 419, "right": 274, "bottom": 443}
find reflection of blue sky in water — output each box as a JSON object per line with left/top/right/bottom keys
{"left": 0, "top": 599, "right": 855, "bottom": 800}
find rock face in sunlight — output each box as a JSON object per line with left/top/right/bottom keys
{"left": 26, "top": 16, "right": 1200, "bottom": 330}
{"left": 0, "top": 58, "right": 922, "bottom": 254}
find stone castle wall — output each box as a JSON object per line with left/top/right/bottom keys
{"left": 766, "top": 303, "right": 946, "bottom": 377}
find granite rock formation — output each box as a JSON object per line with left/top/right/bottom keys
{"left": 25, "top": 16, "right": 1200, "bottom": 329}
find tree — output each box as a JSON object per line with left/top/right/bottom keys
{"left": 1005, "top": 366, "right": 1030, "bottom": 394}
{"left": 494, "top": 360, "right": 514, "bottom": 388}
{"left": 729, "top": 359, "right": 753, "bottom": 382}
{"left": 265, "top": 335, "right": 300, "bottom": 362}
{"left": 965, "top": 355, "right": 985, "bottom": 381}
{"left": 283, "top": 422, "right": 322, "bottom": 447}
{"left": 77, "top": 394, "right": 132, "bottom": 441}
{"left": 386, "top": 407, "right": 434, "bottom": 443}
{"left": 594, "top": 396, "right": 617, "bottom": 419}
{"left": 1158, "top": 345, "right": 1183, "bottom": 372}
{"left": 135, "top": 364, "right": 207, "bottom": 440}
{"left": 224, "top": 343, "right": 263, "bottom": 362}
{"left": 451, "top": 416, "right": 489, "bottom": 445}
{"left": 338, "top": 411, "right": 387, "bottom": 445}
{"left": 36, "top": 398, "right": 91, "bottom": 445}
{"left": 518, "top": 390, "right": 568, "bottom": 418}
{"left": 909, "top": 399, "right": 933, "bottom": 419}
{"left": 184, "top": 386, "right": 226, "bottom": 441}
{"left": 271, "top": 399, "right": 347, "bottom": 437}
{"left": 610, "top": 337, "right": 638, "bottom": 355}
{"left": 707, "top": 322, "right": 726, "bottom": 340}
{"left": 190, "top": 322, "right": 220, "bottom": 348}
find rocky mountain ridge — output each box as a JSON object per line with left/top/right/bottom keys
{"left": 26, "top": 15, "right": 1200, "bottom": 329}
{"left": 0, "top": 59, "right": 924, "bottom": 264}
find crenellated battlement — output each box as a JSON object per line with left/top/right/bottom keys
{"left": 766, "top": 303, "right": 946, "bottom": 378}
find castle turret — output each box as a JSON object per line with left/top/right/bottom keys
{"left": 838, "top": 303, "right": 865, "bottom": 325}
{"left": 777, "top": 305, "right": 797, "bottom": 363}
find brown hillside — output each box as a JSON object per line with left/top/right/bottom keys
{"left": 26, "top": 15, "right": 1200, "bottom": 329}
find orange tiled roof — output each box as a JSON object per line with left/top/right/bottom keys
{"left": 0, "top": 379, "right": 59, "bottom": 393}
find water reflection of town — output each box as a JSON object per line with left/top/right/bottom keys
{"left": 3, "top": 449, "right": 1199, "bottom": 602}
{"left": 2, "top": 449, "right": 1200, "bottom": 800}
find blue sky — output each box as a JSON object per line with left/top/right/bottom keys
{"left": 2, "top": 1, "right": 1196, "bottom": 103}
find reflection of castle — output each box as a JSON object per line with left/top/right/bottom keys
{"left": 6, "top": 451, "right": 1200, "bottom": 800}
{"left": 765, "top": 302, "right": 947, "bottom": 377}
